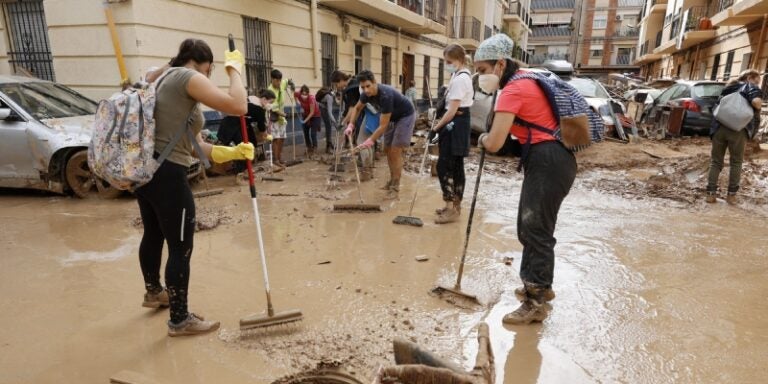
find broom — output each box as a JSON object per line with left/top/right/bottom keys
{"left": 226, "top": 35, "right": 302, "bottom": 330}
{"left": 392, "top": 76, "right": 437, "bottom": 227}
{"left": 332, "top": 133, "right": 381, "bottom": 212}
{"left": 284, "top": 92, "right": 303, "bottom": 167}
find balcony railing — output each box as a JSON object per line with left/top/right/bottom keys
{"left": 530, "top": 53, "right": 570, "bottom": 65}
{"left": 507, "top": 1, "right": 532, "bottom": 26}
{"left": 424, "top": 0, "right": 448, "bottom": 25}
{"left": 718, "top": 0, "right": 734, "bottom": 13}
{"left": 394, "top": 0, "right": 423, "bottom": 14}
{"left": 640, "top": 40, "right": 648, "bottom": 56}
{"left": 512, "top": 47, "right": 531, "bottom": 64}
{"left": 614, "top": 55, "right": 632, "bottom": 65}
{"left": 484, "top": 25, "right": 493, "bottom": 39}
{"left": 450, "top": 16, "right": 481, "bottom": 41}
{"left": 655, "top": 30, "right": 662, "bottom": 48}
{"left": 531, "top": 26, "right": 572, "bottom": 37}
{"left": 531, "top": 0, "right": 575, "bottom": 10}
{"left": 613, "top": 26, "right": 640, "bottom": 38}
{"left": 682, "top": 6, "right": 707, "bottom": 33}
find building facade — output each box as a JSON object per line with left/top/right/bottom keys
{"left": 635, "top": 0, "right": 768, "bottom": 92}
{"left": 0, "top": 0, "right": 514, "bottom": 103}
{"left": 527, "top": 0, "right": 641, "bottom": 76}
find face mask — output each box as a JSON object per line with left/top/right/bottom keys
{"left": 478, "top": 74, "right": 500, "bottom": 94}
{"left": 446, "top": 64, "right": 457, "bottom": 73}
{"left": 301, "top": 94, "right": 308, "bottom": 99}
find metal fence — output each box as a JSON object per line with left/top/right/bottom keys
{"left": 718, "top": 0, "right": 734, "bottom": 12}
{"left": 484, "top": 25, "right": 493, "bottom": 39}
{"left": 3, "top": 0, "right": 55, "bottom": 81}
{"left": 531, "top": 26, "right": 572, "bottom": 37}
{"left": 395, "top": 0, "right": 423, "bottom": 14}
{"left": 450, "top": 16, "right": 481, "bottom": 40}
{"left": 614, "top": 55, "right": 632, "bottom": 65}
{"left": 682, "top": 6, "right": 707, "bottom": 33}
{"left": 614, "top": 27, "right": 640, "bottom": 38}
{"left": 242, "top": 16, "right": 272, "bottom": 92}
{"left": 507, "top": 1, "right": 531, "bottom": 26}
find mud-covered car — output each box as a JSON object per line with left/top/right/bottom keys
{"left": 0, "top": 76, "right": 201, "bottom": 198}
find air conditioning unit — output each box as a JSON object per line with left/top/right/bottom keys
{"left": 616, "top": 15, "right": 622, "bottom": 21}
{"left": 360, "top": 27, "right": 375, "bottom": 40}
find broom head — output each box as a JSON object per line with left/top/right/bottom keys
{"left": 333, "top": 204, "right": 382, "bottom": 212}
{"left": 392, "top": 215, "right": 423, "bottom": 227}
{"left": 240, "top": 309, "right": 303, "bottom": 330}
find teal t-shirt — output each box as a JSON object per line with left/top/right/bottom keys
{"left": 363, "top": 108, "right": 380, "bottom": 134}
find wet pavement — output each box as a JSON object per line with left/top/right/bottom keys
{"left": 1, "top": 147, "right": 767, "bottom": 384}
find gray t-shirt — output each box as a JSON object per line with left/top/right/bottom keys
{"left": 154, "top": 68, "right": 204, "bottom": 167}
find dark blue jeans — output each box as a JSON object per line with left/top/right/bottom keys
{"left": 518, "top": 141, "right": 577, "bottom": 288}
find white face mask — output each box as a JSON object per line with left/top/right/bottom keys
{"left": 478, "top": 74, "right": 500, "bottom": 94}
{"left": 446, "top": 63, "right": 457, "bottom": 73}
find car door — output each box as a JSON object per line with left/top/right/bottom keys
{"left": 0, "top": 96, "right": 39, "bottom": 184}
{"left": 646, "top": 85, "right": 683, "bottom": 121}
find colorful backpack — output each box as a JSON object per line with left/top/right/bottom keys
{"left": 88, "top": 68, "right": 205, "bottom": 191}
{"left": 509, "top": 72, "right": 604, "bottom": 152}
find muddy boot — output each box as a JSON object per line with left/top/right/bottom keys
{"left": 514, "top": 286, "right": 556, "bottom": 303}
{"left": 502, "top": 300, "right": 548, "bottom": 325}
{"left": 142, "top": 287, "right": 169, "bottom": 308}
{"left": 380, "top": 179, "right": 392, "bottom": 190}
{"left": 384, "top": 181, "right": 400, "bottom": 200}
{"left": 726, "top": 193, "right": 738, "bottom": 205}
{"left": 435, "top": 206, "right": 460, "bottom": 224}
{"left": 167, "top": 313, "right": 220, "bottom": 337}
{"left": 705, "top": 192, "right": 717, "bottom": 204}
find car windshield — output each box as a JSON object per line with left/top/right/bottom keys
{"left": 693, "top": 84, "right": 725, "bottom": 98}
{"left": 568, "top": 78, "right": 610, "bottom": 99}
{"left": 0, "top": 82, "right": 97, "bottom": 120}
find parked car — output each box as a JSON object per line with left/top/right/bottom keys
{"left": 567, "top": 76, "right": 624, "bottom": 128}
{"left": 0, "top": 75, "right": 201, "bottom": 198}
{"left": 640, "top": 80, "right": 725, "bottom": 135}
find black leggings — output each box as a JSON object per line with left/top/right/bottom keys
{"left": 437, "top": 154, "right": 466, "bottom": 202}
{"left": 135, "top": 161, "right": 195, "bottom": 324}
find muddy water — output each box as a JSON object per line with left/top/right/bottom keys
{"left": 1, "top": 154, "right": 767, "bottom": 384}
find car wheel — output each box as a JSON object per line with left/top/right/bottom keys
{"left": 65, "top": 150, "right": 122, "bottom": 199}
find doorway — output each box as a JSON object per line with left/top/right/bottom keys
{"left": 402, "top": 53, "right": 414, "bottom": 93}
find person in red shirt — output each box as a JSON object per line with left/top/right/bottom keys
{"left": 475, "top": 34, "right": 577, "bottom": 325}
{"left": 295, "top": 85, "right": 322, "bottom": 158}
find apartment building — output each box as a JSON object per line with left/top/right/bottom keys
{"left": 503, "top": 0, "right": 534, "bottom": 63}
{"left": 635, "top": 0, "right": 768, "bottom": 91}
{"left": 0, "top": 0, "right": 506, "bottom": 103}
{"left": 528, "top": 0, "right": 642, "bottom": 76}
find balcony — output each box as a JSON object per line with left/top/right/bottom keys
{"left": 505, "top": 1, "right": 533, "bottom": 30}
{"left": 713, "top": 0, "right": 768, "bottom": 26}
{"left": 530, "top": 0, "right": 575, "bottom": 10}
{"left": 450, "top": 16, "right": 482, "bottom": 49}
{"left": 618, "top": 0, "right": 645, "bottom": 7}
{"left": 530, "top": 26, "right": 572, "bottom": 39}
{"left": 512, "top": 46, "right": 531, "bottom": 64}
{"left": 484, "top": 25, "right": 493, "bottom": 39}
{"left": 635, "top": 39, "right": 663, "bottom": 64}
{"left": 613, "top": 26, "right": 641, "bottom": 39}
{"left": 321, "top": 0, "right": 446, "bottom": 34}
{"left": 679, "top": 6, "right": 717, "bottom": 48}
{"left": 613, "top": 55, "right": 634, "bottom": 65}
{"left": 649, "top": 0, "right": 668, "bottom": 16}
{"left": 530, "top": 53, "right": 570, "bottom": 65}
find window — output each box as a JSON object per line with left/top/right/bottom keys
{"left": 723, "top": 50, "right": 735, "bottom": 80}
{"left": 355, "top": 44, "right": 364, "bottom": 74}
{"left": 423, "top": 56, "right": 431, "bottom": 98}
{"left": 591, "top": 50, "right": 603, "bottom": 57}
{"left": 437, "top": 59, "right": 444, "bottom": 89}
{"left": 242, "top": 16, "right": 272, "bottom": 92}
{"left": 593, "top": 16, "right": 607, "bottom": 29}
{"left": 382, "top": 46, "right": 392, "bottom": 85}
{"left": 740, "top": 53, "right": 753, "bottom": 73}
{"left": 3, "top": 0, "right": 55, "bottom": 81}
{"left": 710, "top": 53, "right": 720, "bottom": 81}
{"left": 320, "top": 33, "right": 337, "bottom": 87}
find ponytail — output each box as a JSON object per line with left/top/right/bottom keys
{"left": 170, "top": 39, "right": 213, "bottom": 67}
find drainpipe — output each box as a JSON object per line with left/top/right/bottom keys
{"left": 310, "top": 0, "right": 319, "bottom": 80}
{"left": 397, "top": 27, "right": 402, "bottom": 86}
{"left": 752, "top": 14, "right": 768, "bottom": 70}
{"left": 104, "top": 4, "right": 129, "bottom": 87}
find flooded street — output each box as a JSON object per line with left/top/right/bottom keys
{"left": 1, "top": 144, "right": 767, "bottom": 384}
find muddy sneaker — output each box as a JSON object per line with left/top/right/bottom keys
{"left": 379, "top": 180, "right": 392, "bottom": 190}
{"left": 435, "top": 206, "right": 450, "bottom": 215}
{"left": 502, "top": 300, "right": 548, "bottom": 325}
{"left": 142, "top": 288, "right": 169, "bottom": 308}
{"left": 167, "top": 313, "right": 220, "bottom": 337}
{"left": 705, "top": 193, "right": 717, "bottom": 204}
{"left": 435, "top": 207, "right": 460, "bottom": 224}
{"left": 514, "top": 286, "right": 556, "bottom": 303}
{"left": 726, "top": 194, "right": 738, "bottom": 205}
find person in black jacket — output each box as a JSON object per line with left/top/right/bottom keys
{"left": 217, "top": 89, "right": 276, "bottom": 171}
{"left": 331, "top": 70, "right": 363, "bottom": 144}
{"left": 706, "top": 69, "right": 763, "bottom": 205}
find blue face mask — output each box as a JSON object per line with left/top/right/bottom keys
{"left": 446, "top": 64, "right": 457, "bottom": 73}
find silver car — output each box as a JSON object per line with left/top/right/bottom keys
{"left": 0, "top": 76, "right": 200, "bottom": 198}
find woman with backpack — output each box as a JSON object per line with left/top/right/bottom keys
{"left": 138, "top": 38, "right": 251, "bottom": 336}
{"left": 431, "top": 44, "right": 474, "bottom": 224}
{"left": 475, "top": 34, "right": 576, "bottom": 325}
{"left": 295, "top": 85, "right": 321, "bottom": 158}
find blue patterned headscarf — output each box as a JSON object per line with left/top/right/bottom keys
{"left": 474, "top": 34, "right": 515, "bottom": 62}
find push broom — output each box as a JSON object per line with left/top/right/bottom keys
{"left": 432, "top": 91, "right": 499, "bottom": 304}
{"left": 285, "top": 92, "right": 303, "bottom": 167}
{"left": 226, "top": 35, "right": 302, "bottom": 330}
{"left": 332, "top": 132, "right": 382, "bottom": 212}
{"left": 392, "top": 77, "right": 437, "bottom": 227}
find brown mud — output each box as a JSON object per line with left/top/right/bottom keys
{"left": 1, "top": 140, "right": 767, "bottom": 383}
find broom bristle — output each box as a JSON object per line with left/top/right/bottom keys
{"left": 333, "top": 204, "right": 382, "bottom": 212}
{"left": 240, "top": 309, "right": 303, "bottom": 330}
{"left": 392, "top": 216, "right": 424, "bottom": 227}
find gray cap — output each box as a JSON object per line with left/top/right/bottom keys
{"left": 474, "top": 34, "right": 515, "bottom": 62}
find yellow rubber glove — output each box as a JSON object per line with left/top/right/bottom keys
{"left": 224, "top": 49, "right": 245, "bottom": 75}
{"left": 266, "top": 134, "right": 273, "bottom": 142}
{"left": 211, "top": 143, "right": 254, "bottom": 163}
